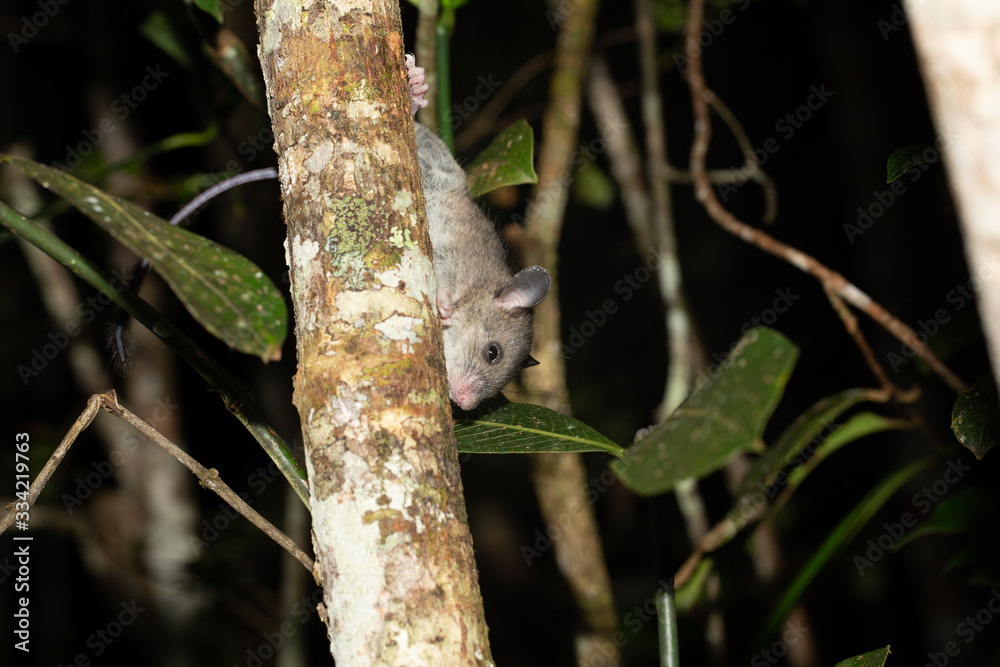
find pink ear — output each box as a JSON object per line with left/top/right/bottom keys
{"left": 494, "top": 266, "right": 551, "bottom": 312}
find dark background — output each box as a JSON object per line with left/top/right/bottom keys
{"left": 1, "top": 0, "right": 998, "bottom": 665}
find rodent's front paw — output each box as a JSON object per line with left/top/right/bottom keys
{"left": 405, "top": 54, "right": 429, "bottom": 116}
{"left": 437, "top": 291, "right": 453, "bottom": 325}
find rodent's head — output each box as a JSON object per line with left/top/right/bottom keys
{"left": 444, "top": 266, "right": 551, "bottom": 410}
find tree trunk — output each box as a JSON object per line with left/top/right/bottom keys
{"left": 253, "top": 1, "right": 493, "bottom": 664}
{"left": 909, "top": 1, "right": 1000, "bottom": 389}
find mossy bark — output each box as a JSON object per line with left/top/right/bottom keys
{"left": 253, "top": 1, "right": 493, "bottom": 663}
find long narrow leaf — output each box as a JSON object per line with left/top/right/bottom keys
{"left": 759, "top": 460, "right": 930, "bottom": 643}
{"left": 0, "top": 201, "right": 308, "bottom": 507}
{"left": 0, "top": 154, "right": 287, "bottom": 362}
{"left": 739, "top": 388, "right": 879, "bottom": 497}
{"left": 454, "top": 397, "right": 623, "bottom": 455}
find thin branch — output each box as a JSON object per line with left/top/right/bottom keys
{"left": 0, "top": 391, "right": 315, "bottom": 572}
{"left": 680, "top": 0, "right": 968, "bottom": 395}
{"left": 0, "top": 201, "right": 310, "bottom": 506}
{"left": 637, "top": 0, "right": 693, "bottom": 419}
{"left": 701, "top": 88, "right": 778, "bottom": 224}
{"left": 825, "top": 291, "right": 918, "bottom": 402}
{"left": 99, "top": 391, "right": 314, "bottom": 572}
{"left": 0, "top": 395, "right": 102, "bottom": 535}
{"left": 454, "top": 27, "right": 636, "bottom": 152}
{"left": 521, "top": 0, "right": 619, "bottom": 663}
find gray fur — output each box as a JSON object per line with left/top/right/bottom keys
{"left": 414, "top": 124, "right": 550, "bottom": 410}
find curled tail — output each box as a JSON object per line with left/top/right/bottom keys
{"left": 109, "top": 167, "right": 280, "bottom": 369}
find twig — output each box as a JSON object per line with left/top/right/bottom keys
{"left": 825, "top": 291, "right": 918, "bottom": 402}
{"left": 587, "top": 58, "right": 654, "bottom": 262}
{"left": 520, "top": 0, "right": 620, "bottom": 663}
{"left": 701, "top": 88, "right": 779, "bottom": 224}
{"left": 99, "top": 391, "right": 314, "bottom": 572}
{"left": 454, "top": 27, "right": 636, "bottom": 152}
{"left": 0, "top": 395, "right": 103, "bottom": 535}
{"left": 680, "top": 0, "right": 968, "bottom": 395}
{"left": 0, "top": 391, "right": 315, "bottom": 572}
{"left": 0, "top": 201, "right": 311, "bottom": 507}
{"left": 637, "top": 0, "right": 693, "bottom": 420}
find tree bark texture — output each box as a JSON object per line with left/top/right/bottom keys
{"left": 253, "top": 1, "right": 493, "bottom": 664}
{"left": 909, "top": 1, "right": 1000, "bottom": 388}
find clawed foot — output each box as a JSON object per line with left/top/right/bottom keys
{"left": 406, "top": 54, "right": 429, "bottom": 117}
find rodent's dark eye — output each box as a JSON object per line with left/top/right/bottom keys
{"left": 487, "top": 344, "right": 501, "bottom": 364}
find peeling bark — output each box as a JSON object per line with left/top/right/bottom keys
{"left": 253, "top": 1, "right": 493, "bottom": 663}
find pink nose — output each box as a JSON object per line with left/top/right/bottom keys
{"left": 453, "top": 393, "right": 478, "bottom": 411}
{"left": 449, "top": 374, "right": 480, "bottom": 411}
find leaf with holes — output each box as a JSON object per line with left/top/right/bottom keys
{"left": 951, "top": 373, "right": 999, "bottom": 460}
{"left": 454, "top": 397, "right": 623, "bottom": 455}
{"left": 833, "top": 645, "right": 891, "bottom": 667}
{"left": 0, "top": 154, "right": 287, "bottom": 361}
{"left": 612, "top": 328, "right": 799, "bottom": 496}
{"left": 466, "top": 119, "right": 537, "bottom": 197}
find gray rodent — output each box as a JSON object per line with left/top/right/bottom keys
{"left": 406, "top": 56, "right": 550, "bottom": 410}
{"left": 113, "top": 55, "right": 550, "bottom": 411}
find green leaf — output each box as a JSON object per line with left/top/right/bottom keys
{"left": 612, "top": 328, "right": 799, "bottom": 496}
{"left": 951, "top": 373, "right": 999, "bottom": 459}
{"left": 454, "top": 397, "right": 623, "bottom": 455}
{"left": 466, "top": 119, "right": 538, "bottom": 197}
{"left": 833, "top": 645, "right": 891, "bottom": 667}
{"left": 572, "top": 164, "right": 616, "bottom": 210}
{"left": 441, "top": 0, "right": 472, "bottom": 11}
{"left": 192, "top": 0, "right": 224, "bottom": 23}
{"left": 894, "top": 487, "right": 993, "bottom": 551}
{"left": 739, "top": 388, "right": 878, "bottom": 497}
{"left": 0, "top": 154, "right": 287, "bottom": 362}
{"left": 768, "top": 412, "right": 908, "bottom": 516}
{"left": 654, "top": 0, "right": 687, "bottom": 33}
{"left": 140, "top": 11, "right": 193, "bottom": 69}
{"left": 886, "top": 144, "right": 940, "bottom": 183}
{"left": 675, "top": 559, "right": 714, "bottom": 612}
{"left": 760, "top": 460, "right": 930, "bottom": 643}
